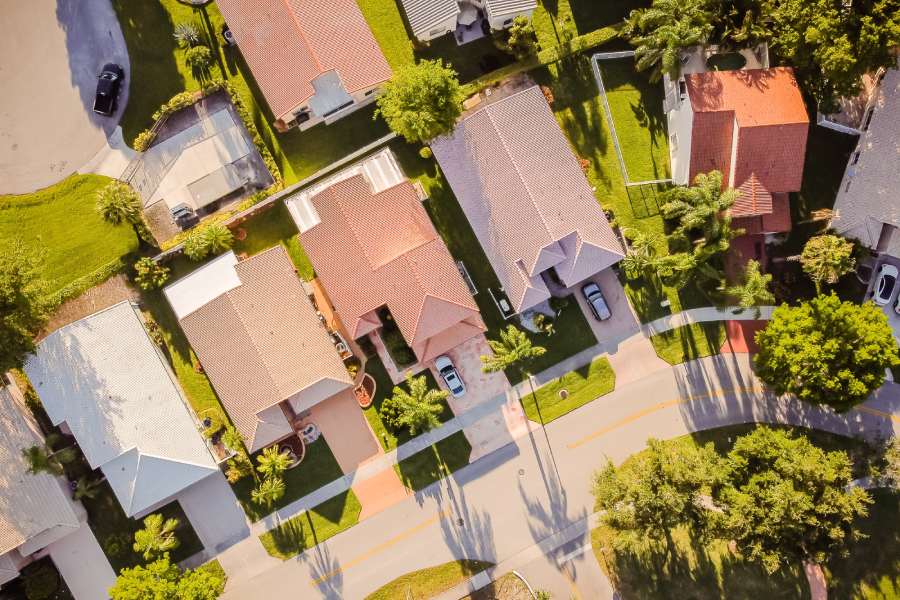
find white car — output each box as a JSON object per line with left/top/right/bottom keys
{"left": 873, "top": 264, "right": 898, "bottom": 306}
{"left": 435, "top": 355, "right": 466, "bottom": 398}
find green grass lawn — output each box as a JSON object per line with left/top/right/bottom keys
{"left": 416, "top": 36, "right": 516, "bottom": 84}
{"left": 259, "top": 491, "right": 361, "bottom": 559}
{"left": 0, "top": 174, "right": 138, "bottom": 295}
{"left": 361, "top": 357, "right": 454, "bottom": 452}
{"left": 231, "top": 437, "right": 345, "bottom": 522}
{"left": 395, "top": 431, "right": 472, "bottom": 492}
{"left": 365, "top": 560, "right": 494, "bottom": 600}
{"left": 391, "top": 140, "right": 597, "bottom": 384}
{"left": 591, "top": 424, "right": 876, "bottom": 599}
{"left": 232, "top": 202, "right": 314, "bottom": 279}
{"left": 649, "top": 322, "right": 726, "bottom": 365}
{"left": 533, "top": 0, "right": 647, "bottom": 49}
{"left": 521, "top": 356, "right": 615, "bottom": 423}
{"left": 356, "top": 0, "right": 415, "bottom": 69}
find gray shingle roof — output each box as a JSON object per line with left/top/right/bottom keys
{"left": 397, "top": 0, "right": 459, "bottom": 37}
{"left": 485, "top": 0, "right": 537, "bottom": 18}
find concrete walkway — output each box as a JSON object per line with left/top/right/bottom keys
{"left": 642, "top": 305, "right": 776, "bottom": 335}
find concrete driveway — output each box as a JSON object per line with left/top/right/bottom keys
{"left": 0, "top": 0, "right": 129, "bottom": 194}
{"left": 177, "top": 472, "right": 250, "bottom": 555}
{"left": 569, "top": 268, "right": 641, "bottom": 352}
{"left": 47, "top": 521, "right": 116, "bottom": 600}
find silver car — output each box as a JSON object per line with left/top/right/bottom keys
{"left": 873, "top": 264, "right": 898, "bottom": 306}
{"left": 435, "top": 355, "right": 465, "bottom": 398}
{"left": 582, "top": 282, "right": 611, "bottom": 321}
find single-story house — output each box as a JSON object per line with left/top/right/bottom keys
{"left": 216, "top": 0, "right": 392, "bottom": 131}
{"left": 475, "top": 0, "right": 537, "bottom": 31}
{"left": 830, "top": 67, "right": 900, "bottom": 256}
{"left": 431, "top": 85, "right": 624, "bottom": 314}
{"left": 24, "top": 302, "right": 219, "bottom": 519}
{"left": 664, "top": 56, "right": 808, "bottom": 236}
{"left": 288, "top": 149, "right": 485, "bottom": 366}
{"left": 398, "top": 0, "right": 536, "bottom": 42}
{"left": 165, "top": 246, "right": 352, "bottom": 453}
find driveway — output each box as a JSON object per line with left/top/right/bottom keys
{"left": 569, "top": 268, "right": 641, "bottom": 352}
{"left": 47, "top": 521, "right": 116, "bottom": 600}
{"left": 867, "top": 256, "right": 900, "bottom": 343}
{"left": 0, "top": 0, "right": 129, "bottom": 194}
{"left": 177, "top": 472, "right": 250, "bottom": 555}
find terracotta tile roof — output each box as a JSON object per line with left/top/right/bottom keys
{"left": 174, "top": 247, "right": 351, "bottom": 451}
{"left": 686, "top": 67, "right": 809, "bottom": 203}
{"left": 299, "top": 175, "right": 484, "bottom": 363}
{"left": 732, "top": 193, "right": 792, "bottom": 234}
{"left": 431, "top": 86, "right": 624, "bottom": 312}
{"left": 216, "top": 0, "right": 392, "bottom": 120}
{"left": 733, "top": 173, "right": 773, "bottom": 217}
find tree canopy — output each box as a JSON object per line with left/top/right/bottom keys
{"left": 0, "top": 242, "right": 51, "bottom": 373}
{"left": 754, "top": 294, "right": 899, "bottom": 411}
{"left": 382, "top": 374, "right": 448, "bottom": 435}
{"left": 96, "top": 180, "right": 155, "bottom": 246}
{"left": 660, "top": 171, "right": 738, "bottom": 243}
{"left": 109, "top": 555, "right": 225, "bottom": 600}
{"left": 480, "top": 324, "right": 546, "bottom": 374}
{"left": 133, "top": 514, "right": 180, "bottom": 561}
{"left": 726, "top": 259, "right": 774, "bottom": 315}
{"left": 375, "top": 60, "right": 464, "bottom": 144}
{"left": 800, "top": 234, "right": 856, "bottom": 292}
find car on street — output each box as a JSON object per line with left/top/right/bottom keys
{"left": 873, "top": 263, "right": 898, "bottom": 306}
{"left": 581, "top": 282, "right": 611, "bottom": 321}
{"left": 435, "top": 355, "right": 465, "bottom": 398}
{"left": 93, "top": 63, "right": 124, "bottom": 116}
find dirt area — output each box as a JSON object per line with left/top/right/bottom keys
{"left": 40, "top": 274, "right": 138, "bottom": 339}
{"left": 462, "top": 573, "right": 531, "bottom": 600}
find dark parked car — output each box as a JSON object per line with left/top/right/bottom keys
{"left": 581, "top": 282, "right": 611, "bottom": 321}
{"left": 93, "top": 63, "right": 124, "bottom": 116}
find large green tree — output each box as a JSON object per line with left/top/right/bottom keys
{"left": 660, "top": 171, "right": 739, "bottom": 243}
{"left": 109, "top": 555, "right": 225, "bottom": 600}
{"left": 480, "top": 324, "right": 546, "bottom": 375}
{"left": 754, "top": 294, "right": 899, "bottom": 410}
{"left": 623, "top": 0, "right": 715, "bottom": 82}
{"left": 381, "top": 374, "right": 448, "bottom": 435}
{"left": 716, "top": 427, "right": 871, "bottom": 574}
{"left": 0, "top": 242, "right": 51, "bottom": 373}
{"left": 726, "top": 259, "right": 774, "bottom": 316}
{"left": 375, "top": 60, "right": 465, "bottom": 144}
{"left": 593, "top": 438, "right": 724, "bottom": 545}
{"left": 22, "top": 433, "right": 76, "bottom": 476}
{"left": 800, "top": 234, "right": 856, "bottom": 293}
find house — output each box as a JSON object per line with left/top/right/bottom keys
{"left": 431, "top": 85, "right": 624, "bottom": 315}
{"left": 398, "top": 0, "right": 536, "bottom": 42}
{"left": 164, "top": 246, "right": 353, "bottom": 453}
{"left": 24, "top": 302, "right": 219, "bottom": 518}
{"left": 664, "top": 52, "right": 808, "bottom": 236}
{"left": 830, "top": 67, "right": 900, "bottom": 256}
{"left": 287, "top": 149, "right": 485, "bottom": 366}
{"left": 216, "top": 0, "right": 391, "bottom": 131}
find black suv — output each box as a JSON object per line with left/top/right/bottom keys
{"left": 93, "top": 63, "right": 124, "bottom": 116}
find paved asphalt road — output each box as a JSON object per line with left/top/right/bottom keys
{"left": 0, "top": 0, "right": 128, "bottom": 194}
{"left": 221, "top": 353, "right": 899, "bottom": 599}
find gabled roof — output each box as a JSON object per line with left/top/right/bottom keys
{"left": 397, "top": 0, "right": 459, "bottom": 38}
{"left": 167, "top": 247, "right": 352, "bottom": 451}
{"left": 685, "top": 67, "right": 808, "bottom": 126}
{"left": 24, "top": 302, "right": 217, "bottom": 517}
{"left": 297, "top": 168, "right": 483, "bottom": 359}
{"left": 431, "top": 85, "right": 624, "bottom": 312}
{"left": 0, "top": 387, "right": 79, "bottom": 557}
{"left": 485, "top": 0, "right": 538, "bottom": 18}
{"left": 216, "top": 0, "right": 392, "bottom": 120}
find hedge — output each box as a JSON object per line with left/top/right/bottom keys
{"left": 535, "top": 24, "right": 622, "bottom": 64}
{"left": 49, "top": 254, "right": 131, "bottom": 307}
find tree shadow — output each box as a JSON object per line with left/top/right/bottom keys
{"left": 304, "top": 537, "right": 344, "bottom": 600}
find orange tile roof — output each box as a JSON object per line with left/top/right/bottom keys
{"left": 685, "top": 67, "right": 808, "bottom": 126}
{"left": 733, "top": 173, "right": 773, "bottom": 217}
{"left": 216, "top": 0, "right": 392, "bottom": 120}
{"left": 300, "top": 176, "right": 484, "bottom": 363}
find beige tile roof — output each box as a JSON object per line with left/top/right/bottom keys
{"left": 175, "top": 247, "right": 351, "bottom": 450}
{"left": 831, "top": 67, "right": 900, "bottom": 255}
{"left": 431, "top": 85, "right": 624, "bottom": 312}
{"left": 0, "top": 387, "right": 79, "bottom": 556}
{"left": 299, "top": 174, "right": 484, "bottom": 363}
{"left": 216, "top": 0, "right": 392, "bottom": 120}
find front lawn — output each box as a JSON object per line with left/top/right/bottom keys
{"left": 521, "top": 356, "right": 615, "bottom": 423}
{"left": 259, "top": 491, "right": 361, "bottom": 559}
{"left": 231, "top": 437, "right": 345, "bottom": 522}
{"left": 0, "top": 174, "right": 138, "bottom": 297}
{"left": 649, "top": 322, "right": 725, "bottom": 365}
{"left": 356, "top": 0, "right": 414, "bottom": 69}
{"left": 394, "top": 431, "right": 472, "bottom": 492}
{"left": 391, "top": 141, "right": 598, "bottom": 384}
{"left": 361, "top": 357, "right": 453, "bottom": 452}
{"left": 592, "top": 424, "right": 874, "bottom": 599}
{"left": 365, "top": 560, "right": 494, "bottom": 600}
{"left": 232, "top": 202, "right": 313, "bottom": 279}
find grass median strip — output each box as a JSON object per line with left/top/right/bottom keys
{"left": 521, "top": 356, "right": 616, "bottom": 423}
{"left": 365, "top": 559, "right": 493, "bottom": 600}
{"left": 649, "top": 322, "right": 725, "bottom": 365}
{"left": 259, "top": 491, "right": 361, "bottom": 560}
{"left": 395, "top": 431, "right": 471, "bottom": 492}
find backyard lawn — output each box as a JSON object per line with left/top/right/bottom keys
{"left": 231, "top": 437, "right": 345, "bottom": 522}
{"left": 521, "top": 356, "right": 615, "bottom": 423}
{"left": 533, "top": 0, "right": 647, "bottom": 49}
{"left": 395, "top": 431, "right": 472, "bottom": 492}
{"left": 361, "top": 357, "right": 454, "bottom": 453}
{"left": 591, "top": 424, "right": 879, "bottom": 599}
{"left": 365, "top": 560, "right": 493, "bottom": 600}
{"left": 232, "top": 202, "right": 314, "bottom": 279}
{"left": 0, "top": 174, "right": 138, "bottom": 297}
{"left": 259, "top": 491, "right": 361, "bottom": 559}
{"left": 649, "top": 322, "right": 726, "bottom": 365}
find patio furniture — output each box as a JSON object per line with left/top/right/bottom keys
{"left": 354, "top": 374, "right": 376, "bottom": 409}
{"left": 277, "top": 435, "right": 306, "bottom": 468}
{"left": 298, "top": 422, "right": 321, "bottom": 445}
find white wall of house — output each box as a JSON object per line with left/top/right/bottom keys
{"left": 417, "top": 14, "right": 458, "bottom": 41}
{"left": 666, "top": 88, "right": 694, "bottom": 185}
{"left": 282, "top": 82, "right": 383, "bottom": 132}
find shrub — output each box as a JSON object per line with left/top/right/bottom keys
{"left": 183, "top": 223, "right": 234, "bottom": 261}
{"left": 134, "top": 257, "right": 170, "bottom": 290}
{"left": 22, "top": 562, "right": 59, "bottom": 600}
{"left": 133, "top": 129, "right": 155, "bottom": 152}
{"left": 536, "top": 25, "right": 621, "bottom": 64}
{"left": 173, "top": 22, "right": 200, "bottom": 48}
{"left": 497, "top": 16, "right": 538, "bottom": 60}
{"left": 419, "top": 146, "right": 433, "bottom": 159}
{"left": 185, "top": 45, "right": 213, "bottom": 70}
{"left": 102, "top": 532, "right": 132, "bottom": 558}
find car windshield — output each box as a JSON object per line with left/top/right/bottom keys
{"left": 101, "top": 72, "right": 116, "bottom": 80}
{"left": 882, "top": 275, "right": 896, "bottom": 293}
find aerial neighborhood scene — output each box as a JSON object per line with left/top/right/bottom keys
{"left": 2, "top": 0, "right": 900, "bottom": 599}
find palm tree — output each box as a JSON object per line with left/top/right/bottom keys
{"left": 252, "top": 476, "right": 286, "bottom": 509}
{"left": 95, "top": 181, "right": 155, "bottom": 246}
{"left": 800, "top": 234, "right": 856, "bottom": 293}
{"left": 133, "top": 514, "right": 180, "bottom": 560}
{"left": 622, "top": 229, "right": 662, "bottom": 280}
{"left": 389, "top": 374, "right": 448, "bottom": 436}
{"left": 660, "top": 171, "right": 739, "bottom": 242}
{"left": 623, "top": 0, "right": 714, "bottom": 82}
{"left": 73, "top": 476, "right": 103, "bottom": 501}
{"left": 256, "top": 446, "right": 292, "bottom": 480}
{"left": 202, "top": 223, "right": 234, "bottom": 255}
{"left": 726, "top": 259, "right": 774, "bottom": 317}
{"left": 21, "top": 433, "right": 76, "bottom": 476}
{"left": 480, "top": 325, "right": 547, "bottom": 375}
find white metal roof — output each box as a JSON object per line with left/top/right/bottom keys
{"left": 397, "top": 0, "right": 460, "bottom": 38}
{"left": 163, "top": 251, "right": 242, "bottom": 320}
{"left": 24, "top": 302, "right": 217, "bottom": 517}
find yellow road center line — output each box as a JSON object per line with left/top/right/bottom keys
{"left": 311, "top": 508, "right": 452, "bottom": 586}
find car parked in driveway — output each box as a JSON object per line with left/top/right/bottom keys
{"left": 435, "top": 355, "right": 465, "bottom": 398}
{"left": 873, "top": 264, "right": 898, "bottom": 306}
{"left": 93, "top": 63, "right": 124, "bottom": 116}
{"left": 581, "top": 282, "right": 611, "bottom": 321}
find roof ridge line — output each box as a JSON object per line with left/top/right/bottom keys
{"left": 283, "top": 0, "right": 324, "bottom": 75}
